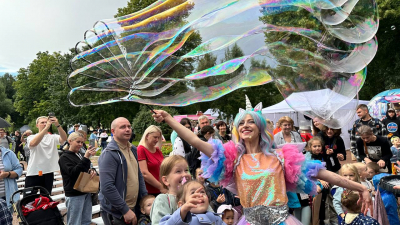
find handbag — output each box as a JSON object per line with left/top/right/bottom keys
{"left": 73, "top": 168, "right": 100, "bottom": 193}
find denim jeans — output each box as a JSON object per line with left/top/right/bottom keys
{"left": 65, "top": 193, "right": 92, "bottom": 225}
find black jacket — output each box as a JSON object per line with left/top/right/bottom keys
{"left": 58, "top": 150, "right": 91, "bottom": 197}
{"left": 186, "top": 135, "right": 207, "bottom": 177}
{"left": 319, "top": 134, "right": 346, "bottom": 173}
{"left": 206, "top": 185, "right": 241, "bottom": 212}
{"left": 382, "top": 111, "right": 400, "bottom": 138}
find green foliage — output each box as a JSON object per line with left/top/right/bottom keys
{"left": 0, "top": 73, "right": 16, "bottom": 100}
{"left": 161, "top": 143, "right": 172, "bottom": 156}
{"left": 132, "top": 105, "right": 178, "bottom": 141}
{"left": 0, "top": 82, "right": 13, "bottom": 118}
{"left": 359, "top": 0, "right": 400, "bottom": 99}
{"left": 115, "top": 0, "right": 156, "bottom": 18}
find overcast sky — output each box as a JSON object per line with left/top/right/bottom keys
{"left": 0, "top": 0, "right": 128, "bottom": 75}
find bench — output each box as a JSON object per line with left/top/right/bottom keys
{"left": 51, "top": 193, "right": 65, "bottom": 201}
{"left": 91, "top": 217, "right": 104, "bottom": 225}
{"left": 51, "top": 186, "right": 64, "bottom": 194}
{"left": 52, "top": 180, "right": 63, "bottom": 187}
{"left": 92, "top": 204, "right": 100, "bottom": 214}
{"left": 57, "top": 202, "right": 66, "bottom": 211}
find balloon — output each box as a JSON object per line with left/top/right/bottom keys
{"left": 68, "top": 0, "right": 378, "bottom": 128}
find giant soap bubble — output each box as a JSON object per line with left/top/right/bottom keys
{"left": 68, "top": 0, "right": 378, "bottom": 128}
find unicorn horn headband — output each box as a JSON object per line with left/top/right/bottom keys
{"left": 239, "top": 95, "right": 262, "bottom": 114}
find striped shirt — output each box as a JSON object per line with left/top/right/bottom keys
{"left": 0, "top": 151, "right": 5, "bottom": 198}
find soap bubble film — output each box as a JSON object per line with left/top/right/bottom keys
{"left": 68, "top": 0, "right": 378, "bottom": 128}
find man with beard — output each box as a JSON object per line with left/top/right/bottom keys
{"left": 350, "top": 104, "right": 387, "bottom": 162}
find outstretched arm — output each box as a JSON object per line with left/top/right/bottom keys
{"left": 316, "top": 169, "right": 372, "bottom": 215}
{"left": 153, "top": 110, "right": 214, "bottom": 157}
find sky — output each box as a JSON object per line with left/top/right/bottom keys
{"left": 0, "top": 0, "right": 129, "bottom": 76}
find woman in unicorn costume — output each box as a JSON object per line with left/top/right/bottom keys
{"left": 152, "top": 96, "right": 372, "bottom": 225}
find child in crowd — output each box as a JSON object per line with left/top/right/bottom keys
{"left": 353, "top": 163, "right": 375, "bottom": 198}
{"left": 308, "top": 137, "right": 336, "bottom": 225}
{"left": 217, "top": 205, "right": 239, "bottom": 225}
{"left": 308, "top": 136, "right": 324, "bottom": 161}
{"left": 365, "top": 162, "right": 379, "bottom": 180}
{"left": 139, "top": 195, "right": 156, "bottom": 225}
{"left": 150, "top": 155, "right": 192, "bottom": 225}
{"left": 333, "top": 164, "right": 360, "bottom": 223}
{"left": 195, "top": 168, "right": 205, "bottom": 185}
{"left": 390, "top": 136, "right": 400, "bottom": 174}
{"left": 340, "top": 190, "right": 379, "bottom": 225}
{"left": 206, "top": 182, "right": 241, "bottom": 212}
{"left": 159, "top": 180, "right": 224, "bottom": 225}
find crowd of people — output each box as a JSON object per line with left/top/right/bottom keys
{"left": 0, "top": 102, "right": 400, "bottom": 225}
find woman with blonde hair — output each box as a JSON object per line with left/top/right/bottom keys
{"left": 59, "top": 132, "right": 97, "bottom": 225}
{"left": 138, "top": 125, "right": 166, "bottom": 196}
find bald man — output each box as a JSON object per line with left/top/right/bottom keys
{"left": 99, "top": 117, "right": 147, "bottom": 225}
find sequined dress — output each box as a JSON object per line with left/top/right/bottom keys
{"left": 200, "top": 140, "right": 325, "bottom": 225}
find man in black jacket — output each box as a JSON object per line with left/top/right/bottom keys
{"left": 382, "top": 108, "right": 400, "bottom": 140}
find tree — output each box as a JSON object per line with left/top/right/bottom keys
{"left": 0, "top": 82, "right": 13, "bottom": 118}
{"left": 358, "top": 0, "right": 400, "bottom": 100}
{"left": 0, "top": 73, "right": 16, "bottom": 100}
{"left": 132, "top": 105, "right": 178, "bottom": 140}
{"left": 207, "top": 44, "right": 282, "bottom": 120}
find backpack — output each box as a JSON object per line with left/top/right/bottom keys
{"left": 5, "top": 136, "right": 13, "bottom": 145}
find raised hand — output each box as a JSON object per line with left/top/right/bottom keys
{"left": 180, "top": 187, "right": 204, "bottom": 220}
{"left": 357, "top": 188, "right": 373, "bottom": 216}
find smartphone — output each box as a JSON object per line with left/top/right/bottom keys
{"left": 89, "top": 139, "right": 96, "bottom": 147}
{"left": 48, "top": 112, "right": 55, "bottom": 118}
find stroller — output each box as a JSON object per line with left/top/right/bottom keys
{"left": 11, "top": 186, "right": 64, "bottom": 225}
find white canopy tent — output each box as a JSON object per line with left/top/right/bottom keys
{"left": 262, "top": 99, "right": 369, "bottom": 150}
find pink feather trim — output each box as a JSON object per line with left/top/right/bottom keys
{"left": 282, "top": 144, "right": 305, "bottom": 184}
{"left": 220, "top": 141, "right": 237, "bottom": 187}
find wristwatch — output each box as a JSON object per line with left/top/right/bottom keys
{"left": 7, "top": 172, "right": 11, "bottom": 178}
{"left": 56, "top": 124, "right": 61, "bottom": 128}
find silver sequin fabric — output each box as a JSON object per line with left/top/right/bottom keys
{"left": 243, "top": 204, "right": 289, "bottom": 225}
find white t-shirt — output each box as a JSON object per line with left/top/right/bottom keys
{"left": 26, "top": 133, "right": 61, "bottom": 176}
{"left": 170, "top": 137, "right": 186, "bottom": 157}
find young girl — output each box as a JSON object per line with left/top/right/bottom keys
{"left": 159, "top": 180, "right": 224, "bottom": 225}
{"left": 340, "top": 190, "right": 379, "bottom": 225}
{"left": 150, "top": 155, "right": 192, "bottom": 225}
{"left": 333, "top": 164, "right": 360, "bottom": 221}
{"left": 308, "top": 136, "right": 324, "bottom": 160}
{"left": 353, "top": 163, "right": 375, "bottom": 198}
{"left": 217, "top": 205, "right": 239, "bottom": 225}
{"left": 309, "top": 136, "right": 339, "bottom": 225}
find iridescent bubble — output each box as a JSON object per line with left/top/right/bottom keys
{"left": 68, "top": 0, "right": 378, "bottom": 128}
